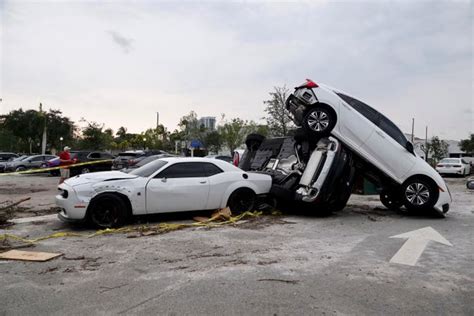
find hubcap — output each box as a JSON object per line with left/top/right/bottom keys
{"left": 405, "top": 183, "right": 430, "bottom": 206}
{"left": 307, "top": 111, "right": 330, "bottom": 132}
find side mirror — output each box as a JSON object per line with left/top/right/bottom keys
{"left": 161, "top": 177, "right": 167, "bottom": 183}
{"left": 406, "top": 142, "right": 415, "bottom": 155}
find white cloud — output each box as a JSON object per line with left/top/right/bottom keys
{"left": 0, "top": 0, "right": 471, "bottom": 139}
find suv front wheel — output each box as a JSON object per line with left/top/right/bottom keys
{"left": 401, "top": 178, "right": 438, "bottom": 212}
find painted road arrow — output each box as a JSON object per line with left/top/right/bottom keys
{"left": 389, "top": 227, "right": 452, "bottom": 266}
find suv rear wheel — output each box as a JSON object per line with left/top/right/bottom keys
{"left": 303, "top": 107, "right": 336, "bottom": 136}
{"left": 380, "top": 190, "right": 403, "bottom": 210}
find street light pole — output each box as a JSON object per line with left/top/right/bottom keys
{"left": 60, "top": 137, "right": 63, "bottom": 150}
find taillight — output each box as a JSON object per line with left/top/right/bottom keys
{"left": 305, "top": 79, "right": 318, "bottom": 88}
{"left": 128, "top": 159, "right": 136, "bottom": 166}
{"left": 437, "top": 164, "right": 444, "bottom": 167}
{"left": 233, "top": 152, "right": 239, "bottom": 166}
{"left": 453, "top": 165, "right": 461, "bottom": 168}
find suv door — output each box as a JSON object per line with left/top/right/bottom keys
{"left": 362, "top": 114, "right": 416, "bottom": 181}
{"left": 336, "top": 92, "right": 377, "bottom": 149}
{"left": 29, "top": 156, "right": 45, "bottom": 168}
{"left": 146, "top": 162, "right": 210, "bottom": 213}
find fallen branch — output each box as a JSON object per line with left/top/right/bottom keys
{"left": 0, "top": 197, "right": 31, "bottom": 212}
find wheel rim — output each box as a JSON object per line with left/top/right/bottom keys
{"left": 91, "top": 199, "right": 119, "bottom": 228}
{"left": 307, "top": 110, "right": 330, "bottom": 132}
{"left": 405, "top": 183, "right": 430, "bottom": 206}
{"left": 231, "top": 191, "right": 254, "bottom": 213}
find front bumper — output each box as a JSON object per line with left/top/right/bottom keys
{"left": 55, "top": 183, "right": 89, "bottom": 222}
{"left": 432, "top": 188, "right": 452, "bottom": 217}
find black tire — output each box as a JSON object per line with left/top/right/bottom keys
{"left": 380, "top": 190, "right": 403, "bottom": 211}
{"left": 302, "top": 107, "right": 336, "bottom": 136}
{"left": 81, "top": 167, "right": 90, "bottom": 174}
{"left": 227, "top": 188, "right": 256, "bottom": 214}
{"left": 245, "top": 133, "right": 265, "bottom": 150}
{"left": 15, "top": 166, "right": 26, "bottom": 172}
{"left": 401, "top": 178, "right": 438, "bottom": 212}
{"left": 88, "top": 193, "right": 128, "bottom": 228}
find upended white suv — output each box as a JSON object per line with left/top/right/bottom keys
{"left": 285, "top": 79, "right": 451, "bottom": 216}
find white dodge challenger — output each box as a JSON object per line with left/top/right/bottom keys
{"left": 56, "top": 157, "right": 272, "bottom": 228}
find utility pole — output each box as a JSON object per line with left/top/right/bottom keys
{"left": 411, "top": 118, "right": 415, "bottom": 144}
{"left": 40, "top": 103, "right": 47, "bottom": 155}
{"left": 156, "top": 112, "right": 160, "bottom": 128}
{"left": 425, "top": 125, "right": 428, "bottom": 162}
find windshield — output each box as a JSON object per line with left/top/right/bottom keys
{"left": 13, "top": 155, "right": 28, "bottom": 161}
{"left": 129, "top": 159, "right": 168, "bottom": 177}
{"left": 440, "top": 158, "right": 460, "bottom": 164}
{"left": 118, "top": 152, "right": 142, "bottom": 157}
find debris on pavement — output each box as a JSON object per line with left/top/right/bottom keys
{"left": 0, "top": 197, "right": 31, "bottom": 225}
{"left": 0, "top": 249, "right": 62, "bottom": 262}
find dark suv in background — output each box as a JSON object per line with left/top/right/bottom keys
{"left": 48, "top": 151, "right": 114, "bottom": 176}
{"left": 112, "top": 150, "right": 169, "bottom": 170}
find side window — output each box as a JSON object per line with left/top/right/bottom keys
{"left": 461, "top": 159, "right": 468, "bottom": 164}
{"left": 336, "top": 92, "right": 380, "bottom": 125}
{"left": 31, "top": 156, "right": 43, "bottom": 162}
{"left": 378, "top": 115, "right": 408, "bottom": 147}
{"left": 101, "top": 153, "right": 113, "bottom": 159}
{"left": 203, "top": 163, "right": 224, "bottom": 176}
{"left": 157, "top": 162, "right": 207, "bottom": 178}
{"left": 88, "top": 152, "right": 101, "bottom": 159}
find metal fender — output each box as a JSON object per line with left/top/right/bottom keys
{"left": 89, "top": 184, "right": 146, "bottom": 215}
{"left": 220, "top": 181, "right": 260, "bottom": 208}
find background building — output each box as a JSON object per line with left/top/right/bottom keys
{"left": 199, "top": 116, "right": 216, "bottom": 131}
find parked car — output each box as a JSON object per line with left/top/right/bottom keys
{"left": 239, "top": 132, "right": 355, "bottom": 213}
{"left": 122, "top": 154, "right": 176, "bottom": 172}
{"left": 56, "top": 157, "right": 272, "bottom": 228}
{"left": 5, "top": 155, "right": 57, "bottom": 172}
{"left": 205, "top": 154, "right": 233, "bottom": 163}
{"left": 467, "top": 178, "right": 474, "bottom": 190}
{"left": 284, "top": 79, "right": 451, "bottom": 216}
{"left": 0, "top": 152, "right": 19, "bottom": 162}
{"left": 112, "top": 150, "right": 168, "bottom": 170}
{"left": 47, "top": 151, "right": 114, "bottom": 176}
{"left": 0, "top": 155, "right": 27, "bottom": 173}
{"left": 436, "top": 158, "right": 471, "bottom": 176}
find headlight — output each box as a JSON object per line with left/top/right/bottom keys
{"left": 58, "top": 188, "right": 68, "bottom": 198}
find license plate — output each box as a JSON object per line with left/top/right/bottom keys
{"left": 446, "top": 165, "right": 451, "bottom": 168}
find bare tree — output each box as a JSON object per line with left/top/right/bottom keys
{"left": 264, "top": 86, "right": 294, "bottom": 136}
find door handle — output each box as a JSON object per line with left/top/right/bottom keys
{"left": 199, "top": 181, "right": 207, "bottom": 184}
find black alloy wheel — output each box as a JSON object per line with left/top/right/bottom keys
{"left": 89, "top": 193, "right": 127, "bottom": 228}
{"left": 227, "top": 189, "right": 256, "bottom": 214}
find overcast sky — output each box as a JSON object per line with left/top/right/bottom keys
{"left": 1, "top": 0, "right": 472, "bottom": 140}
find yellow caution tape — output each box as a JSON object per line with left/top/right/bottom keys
{"left": 0, "top": 210, "right": 262, "bottom": 245}
{"left": 0, "top": 159, "right": 113, "bottom": 176}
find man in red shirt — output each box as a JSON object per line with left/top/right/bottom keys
{"left": 59, "top": 146, "right": 73, "bottom": 184}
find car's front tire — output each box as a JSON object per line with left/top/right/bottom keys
{"left": 227, "top": 188, "right": 256, "bottom": 214}
{"left": 303, "top": 106, "right": 336, "bottom": 136}
{"left": 88, "top": 193, "right": 128, "bottom": 228}
{"left": 401, "top": 178, "right": 438, "bottom": 212}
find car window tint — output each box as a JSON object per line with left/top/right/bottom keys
{"left": 30, "top": 156, "right": 43, "bottom": 162}
{"left": 203, "top": 162, "right": 224, "bottom": 176}
{"left": 88, "top": 152, "right": 101, "bottom": 159}
{"left": 378, "top": 115, "right": 408, "bottom": 147}
{"left": 129, "top": 160, "right": 168, "bottom": 177}
{"left": 157, "top": 162, "right": 207, "bottom": 178}
{"left": 336, "top": 92, "right": 380, "bottom": 125}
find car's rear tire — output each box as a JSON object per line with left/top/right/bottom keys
{"left": 15, "top": 166, "right": 26, "bottom": 172}
{"left": 401, "top": 177, "right": 438, "bottom": 212}
{"left": 380, "top": 190, "right": 403, "bottom": 210}
{"left": 227, "top": 188, "right": 256, "bottom": 214}
{"left": 302, "top": 107, "right": 336, "bottom": 136}
{"left": 88, "top": 193, "right": 128, "bottom": 228}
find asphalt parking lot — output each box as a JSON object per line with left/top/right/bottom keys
{"left": 0, "top": 175, "right": 473, "bottom": 315}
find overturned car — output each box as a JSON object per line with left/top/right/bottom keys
{"left": 240, "top": 79, "right": 452, "bottom": 217}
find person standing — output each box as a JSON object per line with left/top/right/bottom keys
{"left": 59, "top": 146, "right": 73, "bottom": 184}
